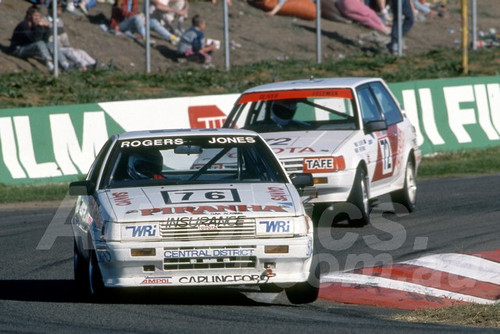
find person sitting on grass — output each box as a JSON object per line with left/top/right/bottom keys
{"left": 9, "top": 5, "right": 72, "bottom": 73}
{"left": 176, "top": 14, "right": 216, "bottom": 64}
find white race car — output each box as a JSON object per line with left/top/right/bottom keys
{"left": 69, "top": 128, "right": 318, "bottom": 303}
{"left": 223, "top": 77, "right": 422, "bottom": 226}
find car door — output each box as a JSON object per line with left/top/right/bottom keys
{"left": 356, "top": 83, "right": 399, "bottom": 190}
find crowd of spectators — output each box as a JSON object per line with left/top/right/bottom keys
{"left": 6, "top": 0, "right": 448, "bottom": 73}
{"left": 8, "top": 0, "right": 219, "bottom": 71}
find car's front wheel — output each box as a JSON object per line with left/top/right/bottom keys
{"left": 74, "top": 239, "right": 88, "bottom": 292}
{"left": 391, "top": 158, "right": 417, "bottom": 213}
{"left": 347, "top": 167, "right": 370, "bottom": 226}
{"left": 88, "top": 250, "right": 106, "bottom": 298}
{"left": 285, "top": 258, "right": 319, "bottom": 304}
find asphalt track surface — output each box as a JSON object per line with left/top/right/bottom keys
{"left": 1, "top": 174, "right": 499, "bottom": 333}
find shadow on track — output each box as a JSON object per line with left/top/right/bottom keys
{"left": 0, "top": 279, "right": 268, "bottom": 306}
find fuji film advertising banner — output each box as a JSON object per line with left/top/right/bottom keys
{"left": 0, "top": 76, "right": 500, "bottom": 185}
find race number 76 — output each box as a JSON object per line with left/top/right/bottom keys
{"left": 162, "top": 189, "right": 240, "bottom": 204}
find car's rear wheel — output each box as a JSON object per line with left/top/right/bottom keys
{"left": 348, "top": 167, "right": 370, "bottom": 226}
{"left": 391, "top": 159, "right": 417, "bottom": 213}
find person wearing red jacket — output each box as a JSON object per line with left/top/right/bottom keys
{"left": 109, "top": 0, "right": 144, "bottom": 36}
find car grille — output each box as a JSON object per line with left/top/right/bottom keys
{"left": 163, "top": 246, "right": 257, "bottom": 270}
{"left": 159, "top": 217, "right": 256, "bottom": 241}
{"left": 281, "top": 159, "right": 304, "bottom": 173}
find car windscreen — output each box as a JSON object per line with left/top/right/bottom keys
{"left": 102, "top": 135, "right": 288, "bottom": 188}
{"left": 225, "top": 88, "right": 358, "bottom": 132}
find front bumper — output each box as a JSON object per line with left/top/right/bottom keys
{"left": 302, "top": 168, "right": 356, "bottom": 204}
{"left": 95, "top": 236, "right": 313, "bottom": 288}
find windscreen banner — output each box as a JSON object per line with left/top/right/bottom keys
{"left": 0, "top": 76, "right": 499, "bottom": 185}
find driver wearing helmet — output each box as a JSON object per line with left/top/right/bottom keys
{"left": 270, "top": 100, "right": 298, "bottom": 128}
{"left": 127, "top": 151, "right": 164, "bottom": 180}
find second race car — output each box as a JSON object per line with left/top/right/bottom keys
{"left": 223, "top": 77, "right": 422, "bottom": 226}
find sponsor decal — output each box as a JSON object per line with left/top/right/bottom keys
{"left": 303, "top": 157, "right": 335, "bottom": 173}
{"left": 267, "top": 186, "right": 288, "bottom": 201}
{"left": 162, "top": 189, "right": 241, "bottom": 204}
{"left": 272, "top": 147, "right": 315, "bottom": 155}
{"left": 207, "top": 136, "right": 256, "bottom": 144}
{"left": 140, "top": 205, "right": 288, "bottom": 216}
{"left": 141, "top": 276, "right": 173, "bottom": 285}
{"left": 179, "top": 274, "right": 261, "bottom": 284}
{"left": 258, "top": 220, "right": 291, "bottom": 233}
{"left": 124, "top": 224, "right": 158, "bottom": 237}
{"left": 188, "top": 105, "right": 227, "bottom": 128}
{"left": 112, "top": 192, "right": 132, "bottom": 206}
{"left": 163, "top": 215, "right": 244, "bottom": 229}
{"left": 119, "top": 138, "right": 184, "bottom": 148}
{"left": 266, "top": 137, "right": 293, "bottom": 146}
{"left": 164, "top": 248, "right": 255, "bottom": 258}
{"left": 96, "top": 250, "right": 112, "bottom": 263}
{"left": 237, "top": 89, "right": 353, "bottom": 104}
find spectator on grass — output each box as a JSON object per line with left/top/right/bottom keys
{"left": 73, "top": 0, "right": 98, "bottom": 15}
{"left": 412, "top": 0, "right": 447, "bottom": 20}
{"left": 337, "top": 0, "right": 390, "bottom": 34}
{"left": 109, "top": 0, "right": 145, "bottom": 39}
{"left": 387, "top": 0, "right": 414, "bottom": 54}
{"left": 364, "top": 0, "right": 390, "bottom": 25}
{"left": 48, "top": 2, "right": 98, "bottom": 71}
{"left": 177, "top": 14, "right": 217, "bottom": 64}
{"left": 211, "top": 0, "right": 232, "bottom": 6}
{"left": 149, "top": 0, "right": 188, "bottom": 36}
{"left": 146, "top": 0, "right": 182, "bottom": 45}
{"left": 9, "top": 5, "right": 72, "bottom": 73}
{"left": 266, "top": 0, "right": 287, "bottom": 17}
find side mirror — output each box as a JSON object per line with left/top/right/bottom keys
{"left": 69, "top": 180, "right": 95, "bottom": 196}
{"left": 290, "top": 173, "right": 314, "bottom": 189}
{"left": 364, "top": 120, "right": 387, "bottom": 133}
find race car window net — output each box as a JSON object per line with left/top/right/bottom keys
{"left": 102, "top": 136, "right": 288, "bottom": 188}
{"left": 227, "top": 89, "right": 359, "bottom": 132}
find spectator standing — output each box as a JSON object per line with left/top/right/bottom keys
{"left": 387, "top": 0, "right": 414, "bottom": 54}
{"left": 337, "top": 0, "right": 390, "bottom": 34}
{"left": 177, "top": 14, "right": 216, "bottom": 64}
{"left": 9, "top": 5, "right": 71, "bottom": 72}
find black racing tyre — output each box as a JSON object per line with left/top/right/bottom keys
{"left": 390, "top": 159, "right": 417, "bottom": 213}
{"left": 74, "top": 239, "right": 89, "bottom": 292}
{"left": 285, "top": 256, "right": 320, "bottom": 304}
{"left": 347, "top": 167, "right": 370, "bottom": 226}
{"left": 311, "top": 203, "right": 330, "bottom": 228}
{"left": 88, "top": 250, "right": 106, "bottom": 298}
{"left": 259, "top": 283, "right": 284, "bottom": 293}
{"left": 285, "top": 226, "right": 320, "bottom": 305}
